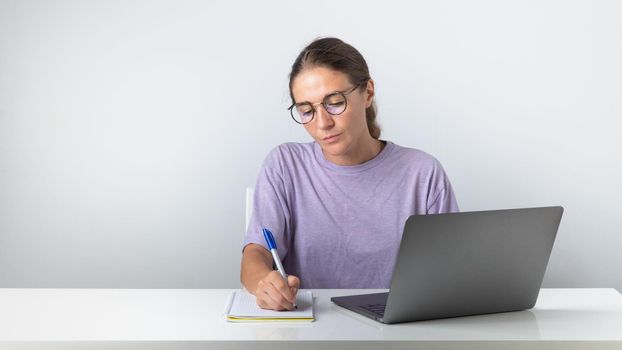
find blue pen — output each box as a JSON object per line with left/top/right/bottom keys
{"left": 262, "top": 228, "right": 297, "bottom": 309}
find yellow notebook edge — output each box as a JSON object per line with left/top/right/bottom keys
{"left": 227, "top": 316, "right": 314, "bottom": 322}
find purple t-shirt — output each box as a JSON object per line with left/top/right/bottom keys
{"left": 243, "top": 141, "right": 459, "bottom": 288}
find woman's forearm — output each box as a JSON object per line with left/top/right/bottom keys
{"left": 240, "top": 244, "right": 273, "bottom": 294}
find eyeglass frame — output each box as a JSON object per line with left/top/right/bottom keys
{"left": 287, "top": 84, "right": 363, "bottom": 125}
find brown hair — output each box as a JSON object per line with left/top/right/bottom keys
{"left": 288, "top": 37, "right": 381, "bottom": 139}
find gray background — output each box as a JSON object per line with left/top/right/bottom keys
{"left": 1, "top": 0, "right": 620, "bottom": 291}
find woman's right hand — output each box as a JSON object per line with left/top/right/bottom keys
{"left": 254, "top": 270, "right": 300, "bottom": 311}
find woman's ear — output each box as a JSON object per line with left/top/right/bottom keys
{"left": 365, "top": 79, "right": 375, "bottom": 108}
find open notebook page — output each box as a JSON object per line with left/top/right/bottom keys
{"left": 225, "top": 290, "right": 314, "bottom": 322}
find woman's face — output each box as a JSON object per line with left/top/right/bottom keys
{"left": 291, "top": 66, "right": 374, "bottom": 163}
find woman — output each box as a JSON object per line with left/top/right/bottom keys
{"left": 240, "top": 37, "right": 459, "bottom": 311}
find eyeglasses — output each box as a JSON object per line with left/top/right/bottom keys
{"left": 288, "top": 85, "right": 360, "bottom": 124}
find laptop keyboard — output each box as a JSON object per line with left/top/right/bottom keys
{"left": 360, "top": 303, "right": 386, "bottom": 317}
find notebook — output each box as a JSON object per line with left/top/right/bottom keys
{"left": 224, "top": 290, "right": 314, "bottom": 322}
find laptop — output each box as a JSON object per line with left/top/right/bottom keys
{"left": 331, "top": 206, "right": 564, "bottom": 324}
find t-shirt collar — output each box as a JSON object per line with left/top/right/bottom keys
{"left": 313, "top": 140, "right": 394, "bottom": 174}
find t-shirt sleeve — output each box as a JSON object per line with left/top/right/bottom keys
{"left": 242, "top": 162, "right": 292, "bottom": 260}
{"left": 426, "top": 181, "right": 460, "bottom": 214}
{"left": 426, "top": 160, "right": 460, "bottom": 214}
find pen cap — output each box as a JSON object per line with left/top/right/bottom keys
{"left": 262, "top": 228, "right": 277, "bottom": 250}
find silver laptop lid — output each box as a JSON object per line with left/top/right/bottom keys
{"left": 383, "top": 206, "right": 563, "bottom": 323}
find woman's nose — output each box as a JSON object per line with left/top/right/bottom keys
{"left": 315, "top": 106, "right": 334, "bottom": 129}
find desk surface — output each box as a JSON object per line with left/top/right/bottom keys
{"left": 1, "top": 288, "right": 621, "bottom": 349}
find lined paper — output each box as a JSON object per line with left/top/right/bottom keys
{"left": 225, "top": 290, "right": 314, "bottom": 322}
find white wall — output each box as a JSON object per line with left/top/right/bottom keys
{"left": 1, "top": 0, "right": 620, "bottom": 290}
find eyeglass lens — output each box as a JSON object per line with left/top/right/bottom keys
{"left": 293, "top": 92, "right": 347, "bottom": 124}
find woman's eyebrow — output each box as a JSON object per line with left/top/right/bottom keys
{"left": 294, "top": 96, "right": 318, "bottom": 105}
{"left": 294, "top": 90, "right": 346, "bottom": 105}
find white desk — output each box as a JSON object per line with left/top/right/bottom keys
{"left": 1, "top": 288, "right": 621, "bottom": 349}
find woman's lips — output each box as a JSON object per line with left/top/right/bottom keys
{"left": 322, "top": 133, "right": 341, "bottom": 143}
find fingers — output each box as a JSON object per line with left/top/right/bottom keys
{"left": 254, "top": 271, "right": 300, "bottom": 311}
{"left": 267, "top": 271, "right": 297, "bottom": 304}
{"left": 287, "top": 275, "right": 300, "bottom": 292}
{"left": 263, "top": 282, "right": 295, "bottom": 310}
{"left": 256, "top": 280, "right": 294, "bottom": 310}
